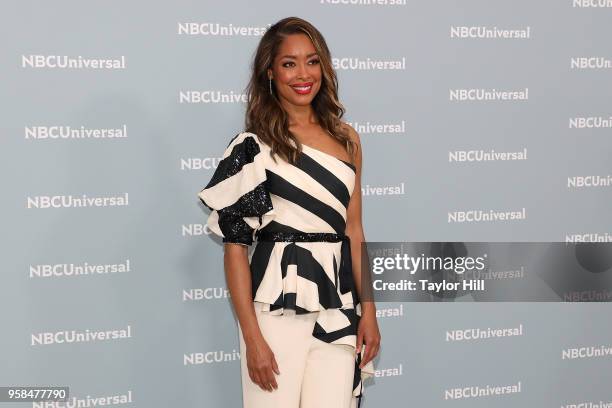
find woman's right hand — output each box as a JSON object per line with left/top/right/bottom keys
{"left": 245, "top": 336, "right": 280, "bottom": 392}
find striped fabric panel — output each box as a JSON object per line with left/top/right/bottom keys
{"left": 198, "top": 133, "right": 274, "bottom": 245}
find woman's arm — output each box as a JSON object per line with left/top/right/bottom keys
{"left": 224, "top": 243, "right": 280, "bottom": 391}
{"left": 224, "top": 244, "right": 262, "bottom": 341}
{"left": 343, "top": 123, "right": 381, "bottom": 368}
{"left": 344, "top": 124, "right": 374, "bottom": 313}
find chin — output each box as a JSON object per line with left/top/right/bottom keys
{"left": 293, "top": 98, "right": 315, "bottom": 106}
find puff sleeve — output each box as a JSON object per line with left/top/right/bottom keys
{"left": 197, "top": 132, "right": 275, "bottom": 246}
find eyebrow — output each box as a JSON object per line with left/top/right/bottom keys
{"left": 280, "top": 52, "right": 319, "bottom": 59}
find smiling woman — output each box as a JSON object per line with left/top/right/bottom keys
{"left": 200, "top": 16, "right": 381, "bottom": 408}
{"left": 242, "top": 18, "right": 360, "bottom": 169}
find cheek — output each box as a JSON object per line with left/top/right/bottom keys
{"left": 313, "top": 71, "right": 323, "bottom": 87}
{"left": 276, "top": 71, "right": 294, "bottom": 85}
{"left": 312, "top": 69, "right": 323, "bottom": 86}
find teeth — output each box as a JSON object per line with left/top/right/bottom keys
{"left": 293, "top": 86, "right": 311, "bottom": 90}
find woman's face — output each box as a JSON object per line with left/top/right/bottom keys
{"left": 268, "top": 33, "right": 322, "bottom": 108}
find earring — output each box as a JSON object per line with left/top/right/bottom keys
{"left": 269, "top": 77, "right": 273, "bottom": 95}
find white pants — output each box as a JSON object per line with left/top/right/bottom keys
{"left": 238, "top": 301, "right": 357, "bottom": 408}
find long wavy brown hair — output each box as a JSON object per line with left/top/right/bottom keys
{"left": 243, "top": 16, "right": 356, "bottom": 166}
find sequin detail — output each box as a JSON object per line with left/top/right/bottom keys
{"left": 204, "top": 135, "right": 261, "bottom": 192}
{"left": 198, "top": 133, "right": 275, "bottom": 246}
{"left": 217, "top": 183, "right": 272, "bottom": 245}
{"left": 256, "top": 231, "right": 347, "bottom": 243}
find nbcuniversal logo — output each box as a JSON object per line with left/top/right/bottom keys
{"left": 27, "top": 193, "right": 129, "bottom": 208}
{"left": 21, "top": 55, "right": 125, "bottom": 69}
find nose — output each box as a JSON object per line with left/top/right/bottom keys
{"left": 297, "top": 61, "right": 309, "bottom": 80}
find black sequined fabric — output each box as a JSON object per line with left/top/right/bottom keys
{"left": 198, "top": 134, "right": 273, "bottom": 245}
{"left": 217, "top": 183, "right": 273, "bottom": 245}
{"left": 204, "top": 135, "right": 261, "bottom": 191}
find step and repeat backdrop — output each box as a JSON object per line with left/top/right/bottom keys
{"left": 2, "top": 0, "right": 612, "bottom": 407}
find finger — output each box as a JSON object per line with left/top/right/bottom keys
{"left": 256, "top": 373, "right": 267, "bottom": 391}
{"left": 359, "top": 347, "right": 367, "bottom": 368}
{"left": 272, "top": 355, "right": 281, "bottom": 375}
{"left": 261, "top": 367, "right": 275, "bottom": 392}
{"left": 250, "top": 367, "right": 262, "bottom": 387}
{"left": 257, "top": 369, "right": 272, "bottom": 392}
{"left": 253, "top": 371, "right": 265, "bottom": 390}
{"left": 358, "top": 343, "right": 366, "bottom": 368}
{"left": 356, "top": 331, "right": 363, "bottom": 354}
{"left": 364, "top": 343, "right": 379, "bottom": 367}
{"left": 265, "top": 367, "right": 278, "bottom": 390}
{"left": 360, "top": 346, "right": 374, "bottom": 369}
{"left": 248, "top": 368, "right": 256, "bottom": 384}
{"left": 370, "top": 344, "right": 380, "bottom": 359}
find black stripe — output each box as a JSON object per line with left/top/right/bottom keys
{"left": 342, "top": 160, "right": 357, "bottom": 173}
{"left": 203, "top": 135, "right": 261, "bottom": 190}
{"left": 295, "top": 152, "right": 351, "bottom": 208}
{"left": 312, "top": 321, "right": 354, "bottom": 343}
{"left": 280, "top": 243, "right": 344, "bottom": 309}
{"left": 268, "top": 298, "right": 311, "bottom": 314}
{"left": 250, "top": 241, "right": 275, "bottom": 294}
{"left": 201, "top": 180, "right": 272, "bottom": 212}
{"left": 251, "top": 242, "right": 345, "bottom": 311}
{"left": 257, "top": 220, "right": 305, "bottom": 234}
{"left": 312, "top": 308, "right": 358, "bottom": 343}
{"left": 266, "top": 170, "right": 346, "bottom": 234}
{"left": 216, "top": 209, "right": 255, "bottom": 245}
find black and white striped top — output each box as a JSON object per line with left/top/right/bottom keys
{"left": 198, "top": 131, "right": 374, "bottom": 402}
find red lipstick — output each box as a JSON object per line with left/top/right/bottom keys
{"left": 291, "top": 82, "right": 313, "bottom": 95}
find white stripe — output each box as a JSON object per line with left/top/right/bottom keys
{"left": 198, "top": 157, "right": 267, "bottom": 210}
{"left": 268, "top": 155, "right": 350, "bottom": 217}
{"left": 268, "top": 195, "right": 335, "bottom": 233}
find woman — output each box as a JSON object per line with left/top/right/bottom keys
{"left": 198, "top": 17, "right": 380, "bottom": 408}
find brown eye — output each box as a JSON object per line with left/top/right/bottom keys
{"left": 309, "top": 59, "right": 320, "bottom": 65}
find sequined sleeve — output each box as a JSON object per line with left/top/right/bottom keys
{"left": 197, "top": 132, "right": 275, "bottom": 246}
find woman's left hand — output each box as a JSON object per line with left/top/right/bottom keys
{"left": 356, "top": 310, "right": 381, "bottom": 369}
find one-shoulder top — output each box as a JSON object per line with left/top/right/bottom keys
{"left": 197, "top": 131, "right": 375, "bottom": 403}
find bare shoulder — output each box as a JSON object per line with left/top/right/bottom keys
{"left": 341, "top": 121, "right": 363, "bottom": 164}
{"left": 341, "top": 122, "right": 362, "bottom": 146}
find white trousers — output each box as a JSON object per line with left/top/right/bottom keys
{"left": 238, "top": 301, "right": 357, "bottom": 408}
